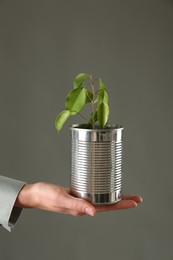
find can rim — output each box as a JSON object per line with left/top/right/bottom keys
{"left": 70, "top": 124, "right": 124, "bottom": 131}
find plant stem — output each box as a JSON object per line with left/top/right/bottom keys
{"left": 74, "top": 111, "right": 88, "bottom": 122}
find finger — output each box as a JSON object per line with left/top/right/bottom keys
{"left": 122, "top": 195, "right": 143, "bottom": 204}
{"left": 95, "top": 199, "right": 137, "bottom": 213}
{"left": 66, "top": 189, "right": 143, "bottom": 204}
{"left": 63, "top": 189, "right": 96, "bottom": 216}
{"left": 67, "top": 197, "right": 96, "bottom": 217}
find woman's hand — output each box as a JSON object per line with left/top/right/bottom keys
{"left": 15, "top": 182, "right": 142, "bottom": 217}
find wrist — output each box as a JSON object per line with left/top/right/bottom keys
{"left": 15, "top": 183, "right": 37, "bottom": 208}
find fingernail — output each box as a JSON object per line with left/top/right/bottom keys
{"left": 139, "top": 197, "right": 143, "bottom": 203}
{"left": 132, "top": 202, "right": 138, "bottom": 208}
{"left": 85, "top": 208, "right": 95, "bottom": 216}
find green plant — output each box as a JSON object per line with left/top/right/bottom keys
{"left": 55, "top": 73, "right": 109, "bottom": 132}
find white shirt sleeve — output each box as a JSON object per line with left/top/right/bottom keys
{"left": 0, "top": 175, "right": 26, "bottom": 231}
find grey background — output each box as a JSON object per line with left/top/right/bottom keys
{"left": 0, "top": 0, "right": 173, "bottom": 259}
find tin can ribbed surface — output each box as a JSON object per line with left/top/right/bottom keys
{"left": 70, "top": 125, "right": 123, "bottom": 205}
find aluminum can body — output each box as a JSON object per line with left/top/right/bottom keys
{"left": 70, "top": 124, "right": 123, "bottom": 205}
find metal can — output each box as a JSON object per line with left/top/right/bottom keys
{"left": 70, "top": 124, "right": 123, "bottom": 205}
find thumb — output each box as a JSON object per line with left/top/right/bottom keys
{"left": 69, "top": 197, "right": 96, "bottom": 217}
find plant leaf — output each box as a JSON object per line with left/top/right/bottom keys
{"left": 94, "top": 79, "right": 108, "bottom": 104}
{"left": 73, "top": 73, "right": 90, "bottom": 89}
{"left": 55, "top": 110, "right": 71, "bottom": 132}
{"left": 99, "top": 78, "right": 106, "bottom": 90}
{"left": 102, "top": 89, "right": 109, "bottom": 104}
{"left": 85, "top": 89, "right": 93, "bottom": 103}
{"left": 65, "top": 86, "right": 86, "bottom": 114}
{"left": 100, "top": 79, "right": 108, "bottom": 103}
{"left": 94, "top": 89, "right": 108, "bottom": 104}
{"left": 97, "top": 102, "right": 109, "bottom": 128}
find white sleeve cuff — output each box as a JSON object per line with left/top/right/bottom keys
{"left": 0, "top": 175, "right": 26, "bottom": 231}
